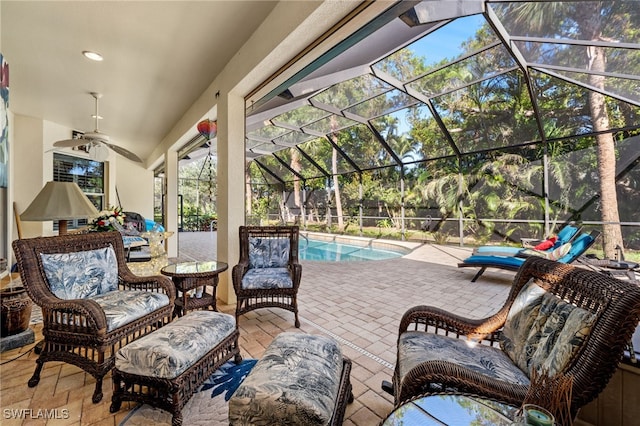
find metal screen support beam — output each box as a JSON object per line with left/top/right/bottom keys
{"left": 401, "top": 167, "right": 406, "bottom": 241}
{"left": 359, "top": 173, "right": 363, "bottom": 237}
{"left": 543, "top": 145, "right": 550, "bottom": 237}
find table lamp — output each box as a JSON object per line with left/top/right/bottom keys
{"left": 20, "top": 181, "right": 99, "bottom": 234}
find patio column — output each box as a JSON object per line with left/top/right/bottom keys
{"left": 217, "top": 92, "right": 245, "bottom": 304}
{"left": 165, "top": 150, "right": 179, "bottom": 258}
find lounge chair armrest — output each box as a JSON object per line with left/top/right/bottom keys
{"left": 399, "top": 305, "right": 506, "bottom": 343}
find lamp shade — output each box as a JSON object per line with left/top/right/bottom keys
{"left": 21, "top": 182, "right": 99, "bottom": 234}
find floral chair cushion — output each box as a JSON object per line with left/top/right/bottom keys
{"left": 500, "top": 279, "right": 546, "bottom": 366}
{"left": 248, "top": 237, "right": 290, "bottom": 268}
{"left": 501, "top": 280, "right": 596, "bottom": 376}
{"left": 241, "top": 267, "right": 293, "bottom": 290}
{"left": 398, "top": 331, "right": 531, "bottom": 387}
{"left": 523, "top": 292, "right": 596, "bottom": 376}
{"left": 115, "top": 311, "right": 236, "bottom": 378}
{"left": 229, "top": 332, "right": 343, "bottom": 426}
{"left": 41, "top": 245, "right": 118, "bottom": 300}
{"left": 90, "top": 290, "right": 170, "bottom": 332}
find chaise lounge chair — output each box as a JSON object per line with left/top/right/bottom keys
{"left": 474, "top": 224, "right": 581, "bottom": 257}
{"left": 459, "top": 230, "right": 600, "bottom": 282}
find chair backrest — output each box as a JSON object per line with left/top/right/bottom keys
{"left": 239, "top": 226, "right": 299, "bottom": 269}
{"left": 12, "top": 231, "right": 129, "bottom": 304}
{"left": 557, "top": 230, "right": 600, "bottom": 264}
{"left": 505, "top": 256, "right": 640, "bottom": 411}
{"left": 123, "top": 211, "right": 146, "bottom": 232}
{"left": 553, "top": 224, "right": 581, "bottom": 247}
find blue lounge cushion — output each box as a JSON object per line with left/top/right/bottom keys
{"left": 474, "top": 246, "right": 523, "bottom": 256}
{"left": 475, "top": 225, "right": 580, "bottom": 256}
{"left": 462, "top": 255, "right": 525, "bottom": 269}
{"left": 553, "top": 225, "right": 580, "bottom": 247}
{"left": 557, "top": 233, "right": 595, "bottom": 263}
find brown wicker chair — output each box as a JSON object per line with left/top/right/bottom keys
{"left": 232, "top": 226, "right": 301, "bottom": 327}
{"left": 12, "top": 231, "right": 175, "bottom": 403}
{"left": 383, "top": 256, "right": 640, "bottom": 420}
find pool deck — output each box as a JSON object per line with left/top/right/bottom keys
{"left": 0, "top": 231, "right": 517, "bottom": 426}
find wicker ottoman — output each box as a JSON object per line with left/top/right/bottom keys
{"left": 110, "top": 310, "right": 241, "bottom": 426}
{"left": 229, "top": 332, "right": 353, "bottom": 426}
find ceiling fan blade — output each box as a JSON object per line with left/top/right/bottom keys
{"left": 54, "top": 138, "right": 88, "bottom": 148}
{"left": 104, "top": 143, "right": 143, "bottom": 163}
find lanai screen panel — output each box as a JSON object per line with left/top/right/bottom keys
{"left": 491, "top": 1, "right": 640, "bottom": 105}
{"left": 297, "top": 137, "right": 356, "bottom": 177}
{"left": 433, "top": 70, "right": 541, "bottom": 153}
{"left": 243, "top": 0, "right": 640, "bottom": 238}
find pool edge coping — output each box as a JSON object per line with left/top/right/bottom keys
{"left": 300, "top": 231, "right": 420, "bottom": 256}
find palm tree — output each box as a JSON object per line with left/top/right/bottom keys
{"left": 506, "top": 1, "right": 625, "bottom": 257}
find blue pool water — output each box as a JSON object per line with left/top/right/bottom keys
{"left": 299, "top": 238, "right": 405, "bottom": 262}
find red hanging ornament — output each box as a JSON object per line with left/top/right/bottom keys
{"left": 197, "top": 119, "right": 217, "bottom": 140}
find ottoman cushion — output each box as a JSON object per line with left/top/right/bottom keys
{"left": 229, "top": 332, "right": 343, "bottom": 426}
{"left": 115, "top": 310, "right": 236, "bottom": 379}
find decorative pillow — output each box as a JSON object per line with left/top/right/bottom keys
{"left": 248, "top": 237, "right": 290, "bottom": 269}
{"left": 41, "top": 245, "right": 118, "bottom": 300}
{"left": 501, "top": 279, "right": 546, "bottom": 365}
{"left": 533, "top": 237, "right": 557, "bottom": 251}
{"left": 536, "top": 305, "right": 595, "bottom": 376}
{"left": 516, "top": 292, "right": 596, "bottom": 376}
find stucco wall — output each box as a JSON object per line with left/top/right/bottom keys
{"left": 115, "top": 159, "right": 153, "bottom": 221}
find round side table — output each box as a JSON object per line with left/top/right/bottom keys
{"left": 382, "top": 394, "right": 518, "bottom": 426}
{"left": 161, "top": 261, "right": 228, "bottom": 317}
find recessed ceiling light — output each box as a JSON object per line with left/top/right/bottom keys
{"left": 82, "top": 51, "right": 103, "bottom": 61}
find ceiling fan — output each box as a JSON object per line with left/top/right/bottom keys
{"left": 54, "top": 92, "right": 143, "bottom": 163}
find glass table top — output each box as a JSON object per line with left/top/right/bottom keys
{"left": 161, "top": 261, "right": 228, "bottom": 276}
{"left": 383, "top": 394, "right": 518, "bottom": 426}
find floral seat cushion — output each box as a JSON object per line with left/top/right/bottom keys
{"left": 90, "top": 290, "right": 170, "bottom": 332}
{"left": 115, "top": 311, "right": 236, "bottom": 379}
{"left": 241, "top": 267, "right": 292, "bottom": 290}
{"left": 398, "top": 331, "right": 531, "bottom": 387}
{"left": 229, "top": 332, "right": 343, "bottom": 426}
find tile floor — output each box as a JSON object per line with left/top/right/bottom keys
{"left": 0, "top": 232, "right": 516, "bottom": 425}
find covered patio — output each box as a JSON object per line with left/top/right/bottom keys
{"left": 1, "top": 232, "right": 519, "bottom": 425}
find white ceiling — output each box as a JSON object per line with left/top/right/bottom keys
{"left": 1, "top": 1, "right": 279, "bottom": 162}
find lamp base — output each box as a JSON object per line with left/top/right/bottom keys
{"left": 58, "top": 220, "right": 68, "bottom": 235}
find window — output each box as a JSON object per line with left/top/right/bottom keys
{"left": 53, "top": 153, "right": 105, "bottom": 230}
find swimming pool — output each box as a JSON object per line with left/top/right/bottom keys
{"left": 299, "top": 237, "right": 407, "bottom": 261}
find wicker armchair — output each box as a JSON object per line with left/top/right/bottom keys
{"left": 383, "top": 257, "right": 640, "bottom": 420}
{"left": 12, "top": 231, "right": 175, "bottom": 403}
{"left": 232, "top": 226, "right": 302, "bottom": 327}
